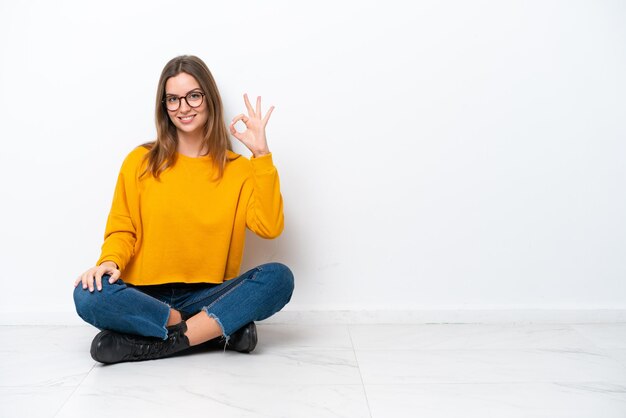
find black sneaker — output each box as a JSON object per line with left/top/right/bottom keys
{"left": 90, "top": 322, "right": 190, "bottom": 364}
{"left": 201, "top": 322, "right": 257, "bottom": 353}
{"left": 225, "top": 322, "right": 257, "bottom": 353}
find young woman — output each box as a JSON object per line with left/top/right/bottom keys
{"left": 73, "top": 55, "right": 294, "bottom": 364}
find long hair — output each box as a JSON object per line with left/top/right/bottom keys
{"left": 139, "top": 55, "right": 233, "bottom": 181}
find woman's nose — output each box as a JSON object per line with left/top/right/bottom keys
{"left": 179, "top": 98, "right": 192, "bottom": 112}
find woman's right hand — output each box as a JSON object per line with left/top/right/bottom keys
{"left": 74, "top": 261, "right": 121, "bottom": 292}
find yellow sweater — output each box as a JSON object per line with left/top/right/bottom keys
{"left": 96, "top": 145, "right": 284, "bottom": 285}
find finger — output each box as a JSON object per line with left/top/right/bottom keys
{"left": 81, "top": 274, "right": 88, "bottom": 290}
{"left": 95, "top": 272, "right": 103, "bottom": 291}
{"left": 229, "top": 117, "right": 239, "bottom": 127}
{"left": 74, "top": 276, "right": 81, "bottom": 287}
{"left": 256, "top": 96, "right": 261, "bottom": 118}
{"left": 230, "top": 128, "right": 243, "bottom": 142}
{"left": 229, "top": 121, "right": 243, "bottom": 139}
{"left": 231, "top": 113, "right": 245, "bottom": 124}
{"left": 262, "top": 105, "right": 275, "bottom": 126}
{"left": 232, "top": 132, "right": 244, "bottom": 142}
{"left": 109, "top": 271, "right": 120, "bottom": 284}
{"left": 231, "top": 113, "right": 250, "bottom": 128}
{"left": 243, "top": 93, "right": 255, "bottom": 117}
{"left": 87, "top": 272, "right": 95, "bottom": 292}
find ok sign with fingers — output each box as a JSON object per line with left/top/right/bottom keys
{"left": 230, "top": 93, "right": 274, "bottom": 157}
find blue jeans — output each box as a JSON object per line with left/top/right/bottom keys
{"left": 73, "top": 262, "right": 294, "bottom": 341}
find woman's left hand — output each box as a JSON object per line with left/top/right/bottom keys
{"left": 230, "top": 93, "right": 274, "bottom": 157}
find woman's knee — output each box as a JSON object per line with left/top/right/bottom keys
{"left": 260, "top": 262, "right": 294, "bottom": 299}
{"left": 73, "top": 285, "right": 93, "bottom": 320}
{"left": 72, "top": 274, "right": 113, "bottom": 319}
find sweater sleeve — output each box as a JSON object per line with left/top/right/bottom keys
{"left": 95, "top": 154, "right": 140, "bottom": 271}
{"left": 246, "top": 153, "right": 285, "bottom": 239}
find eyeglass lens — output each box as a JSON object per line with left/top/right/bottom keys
{"left": 165, "top": 91, "right": 204, "bottom": 111}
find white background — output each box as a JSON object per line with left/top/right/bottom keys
{"left": 0, "top": 0, "right": 624, "bottom": 321}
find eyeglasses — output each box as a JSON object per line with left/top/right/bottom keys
{"left": 162, "top": 91, "right": 205, "bottom": 111}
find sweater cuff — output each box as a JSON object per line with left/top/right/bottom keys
{"left": 96, "top": 256, "right": 122, "bottom": 271}
{"left": 250, "top": 152, "right": 275, "bottom": 173}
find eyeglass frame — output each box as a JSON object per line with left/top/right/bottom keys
{"left": 162, "top": 90, "right": 206, "bottom": 111}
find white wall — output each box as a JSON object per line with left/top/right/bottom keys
{"left": 0, "top": 0, "right": 624, "bottom": 322}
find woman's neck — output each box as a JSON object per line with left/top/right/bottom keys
{"left": 177, "top": 133, "right": 208, "bottom": 158}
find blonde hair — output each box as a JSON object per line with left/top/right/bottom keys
{"left": 139, "top": 55, "right": 233, "bottom": 181}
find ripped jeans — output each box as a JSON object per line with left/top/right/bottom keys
{"left": 73, "top": 262, "right": 294, "bottom": 341}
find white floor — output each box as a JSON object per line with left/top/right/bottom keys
{"left": 1, "top": 323, "right": 626, "bottom": 417}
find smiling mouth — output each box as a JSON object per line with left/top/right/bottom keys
{"left": 179, "top": 115, "right": 196, "bottom": 121}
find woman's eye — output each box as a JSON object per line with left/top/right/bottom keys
{"left": 189, "top": 93, "right": 202, "bottom": 100}
{"left": 166, "top": 97, "right": 178, "bottom": 103}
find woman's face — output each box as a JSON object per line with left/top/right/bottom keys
{"left": 164, "top": 72, "right": 209, "bottom": 138}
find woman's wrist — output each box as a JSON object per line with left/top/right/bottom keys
{"left": 100, "top": 260, "right": 118, "bottom": 269}
{"left": 252, "top": 149, "right": 270, "bottom": 158}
